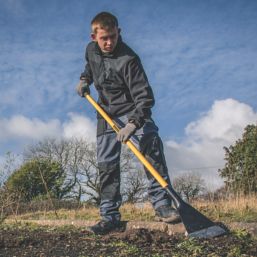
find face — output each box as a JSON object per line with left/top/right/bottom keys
{"left": 91, "top": 26, "right": 120, "bottom": 53}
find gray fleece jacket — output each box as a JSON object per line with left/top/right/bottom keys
{"left": 80, "top": 36, "right": 155, "bottom": 128}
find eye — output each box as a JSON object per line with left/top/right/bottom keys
{"left": 110, "top": 34, "right": 116, "bottom": 40}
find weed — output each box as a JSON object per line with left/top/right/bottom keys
{"left": 176, "top": 238, "right": 204, "bottom": 256}
{"left": 109, "top": 240, "right": 142, "bottom": 256}
{"left": 109, "top": 241, "right": 128, "bottom": 248}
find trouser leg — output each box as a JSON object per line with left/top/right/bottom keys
{"left": 114, "top": 115, "right": 173, "bottom": 210}
{"left": 139, "top": 132, "right": 172, "bottom": 209}
{"left": 97, "top": 119, "right": 122, "bottom": 222}
{"left": 98, "top": 160, "right": 122, "bottom": 222}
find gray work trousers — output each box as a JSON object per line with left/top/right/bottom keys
{"left": 97, "top": 114, "right": 172, "bottom": 222}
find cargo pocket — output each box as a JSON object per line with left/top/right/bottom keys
{"left": 97, "top": 118, "right": 107, "bottom": 137}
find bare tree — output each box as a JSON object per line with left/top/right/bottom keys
{"left": 173, "top": 172, "right": 206, "bottom": 202}
{"left": 0, "top": 152, "right": 20, "bottom": 187}
{"left": 120, "top": 148, "right": 148, "bottom": 203}
{"left": 77, "top": 144, "right": 140, "bottom": 205}
{"left": 24, "top": 138, "right": 91, "bottom": 200}
{"left": 76, "top": 143, "right": 100, "bottom": 204}
{"left": 121, "top": 168, "right": 148, "bottom": 203}
{"left": 0, "top": 152, "right": 22, "bottom": 223}
{"left": 24, "top": 138, "right": 142, "bottom": 204}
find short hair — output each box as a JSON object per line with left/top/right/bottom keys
{"left": 91, "top": 12, "right": 119, "bottom": 34}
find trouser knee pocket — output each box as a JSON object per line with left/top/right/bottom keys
{"left": 98, "top": 161, "right": 121, "bottom": 201}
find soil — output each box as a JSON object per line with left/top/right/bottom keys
{"left": 0, "top": 222, "right": 257, "bottom": 257}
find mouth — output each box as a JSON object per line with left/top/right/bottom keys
{"left": 105, "top": 47, "right": 113, "bottom": 52}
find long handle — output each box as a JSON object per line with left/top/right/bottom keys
{"left": 85, "top": 94, "right": 168, "bottom": 188}
{"left": 85, "top": 94, "right": 229, "bottom": 238}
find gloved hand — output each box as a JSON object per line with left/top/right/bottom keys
{"left": 117, "top": 122, "right": 137, "bottom": 142}
{"left": 76, "top": 80, "right": 90, "bottom": 97}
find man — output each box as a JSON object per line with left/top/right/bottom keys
{"left": 77, "top": 12, "right": 181, "bottom": 235}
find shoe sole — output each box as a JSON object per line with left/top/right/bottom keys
{"left": 90, "top": 225, "right": 126, "bottom": 235}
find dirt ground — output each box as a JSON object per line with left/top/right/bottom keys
{"left": 0, "top": 223, "right": 257, "bottom": 257}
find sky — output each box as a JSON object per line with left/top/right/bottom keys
{"left": 1, "top": 0, "right": 257, "bottom": 190}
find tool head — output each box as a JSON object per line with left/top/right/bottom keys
{"left": 165, "top": 187, "right": 228, "bottom": 238}
{"left": 186, "top": 225, "right": 227, "bottom": 238}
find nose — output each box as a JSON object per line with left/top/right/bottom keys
{"left": 106, "top": 38, "right": 112, "bottom": 46}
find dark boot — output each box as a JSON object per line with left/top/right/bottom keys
{"left": 89, "top": 220, "right": 124, "bottom": 235}
{"left": 155, "top": 205, "right": 181, "bottom": 224}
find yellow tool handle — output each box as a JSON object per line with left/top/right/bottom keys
{"left": 85, "top": 93, "right": 168, "bottom": 188}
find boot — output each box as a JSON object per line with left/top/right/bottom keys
{"left": 89, "top": 220, "right": 124, "bottom": 235}
{"left": 155, "top": 205, "right": 181, "bottom": 223}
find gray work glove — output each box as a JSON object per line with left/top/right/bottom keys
{"left": 117, "top": 122, "right": 137, "bottom": 142}
{"left": 76, "top": 80, "right": 90, "bottom": 97}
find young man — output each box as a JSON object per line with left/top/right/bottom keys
{"left": 77, "top": 12, "right": 181, "bottom": 235}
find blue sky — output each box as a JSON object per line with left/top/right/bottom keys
{"left": 1, "top": 0, "right": 257, "bottom": 188}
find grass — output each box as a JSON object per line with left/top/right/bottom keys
{"left": 8, "top": 202, "right": 156, "bottom": 222}
{"left": 6, "top": 195, "right": 257, "bottom": 223}
{"left": 49, "top": 226, "right": 257, "bottom": 256}
{"left": 120, "top": 202, "right": 155, "bottom": 221}
{"left": 171, "top": 228, "right": 257, "bottom": 257}
{"left": 109, "top": 241, "right": 142, "bottom": 256}
{"left": 193, "top": 195, "right": 257, "bottom": 222}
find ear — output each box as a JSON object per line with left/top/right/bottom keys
{"left": 91, "top": 33, "right": 97, "bottom": 41}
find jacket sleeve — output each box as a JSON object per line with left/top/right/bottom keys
{"left": 80, "top": 46, "right": 93, "bottom": 85}
{"left": 124, "top": 57, "right": 155, "bottom": 128}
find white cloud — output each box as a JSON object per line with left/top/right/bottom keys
{"left": 63, "top": 113, "right": 96, "bottom": 142}
{"left": 186, "top": 98, "right": 257, "bottom": 142}
{"left": 0, "top": 113, "right": 96, "bottom": 143}
{"left": 0, "top": 113, "right": 96, "bottom": 179}
{"left": 165, "top": 98, "right": 257, "bottom": 190}
{"left": 0, "top": 115, "right": 61, "bottom": 141}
